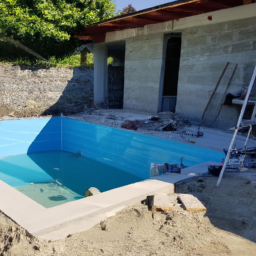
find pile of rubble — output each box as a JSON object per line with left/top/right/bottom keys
{"left": 120, "top": 111, "right": 191, "bottom": 132}
{"left": 79, "top": 108, "right": 191, "bottom": 133}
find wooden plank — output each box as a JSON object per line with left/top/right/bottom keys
{"left": 178, "top": 194, "right": 207, "bottom": 212}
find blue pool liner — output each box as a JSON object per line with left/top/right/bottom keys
{"left": 0, "top": 117, "right": 224, "bottom": 179}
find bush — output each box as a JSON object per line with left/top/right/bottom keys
{"left": 0, "top": 40, "right": 94, "bottom": 68}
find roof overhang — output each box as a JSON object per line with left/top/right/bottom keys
{"left": 75, "top": 0, "right": 250, "bottom": 43}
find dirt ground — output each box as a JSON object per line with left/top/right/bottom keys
{"left": 1, "top": 176, "right": 256, "bottom": 256}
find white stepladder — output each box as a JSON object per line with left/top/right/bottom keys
{"left": 216, "top": 64, "right": 256, "bottom": 187}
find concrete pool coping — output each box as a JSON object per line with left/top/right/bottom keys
{"left": 0, "top": 161, "right": 220, "bottom": 240}
{"left": 0, "top": 178, "right": 174, "bottom": 240}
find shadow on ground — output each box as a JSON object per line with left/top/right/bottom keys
{"left": 175, "top": 176, "right": 256, "bottom": 243}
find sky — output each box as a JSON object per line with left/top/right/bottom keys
{"left": 114, "top": 0, "right": 174, "bottom": 12}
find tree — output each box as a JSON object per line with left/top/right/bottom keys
{"left": 121, "top": 4, "right": 136, "bottom": 15}
{"left": 0, "top": 0, "right": 116, "bottom": 60}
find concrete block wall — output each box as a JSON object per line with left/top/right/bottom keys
{"left": 176, "top": 16, "right": 256, "bottom": 129}
{"left": 105, "top": 4, "right": 256, "bottom": 129}
{"left": 124, "top": 34, "right": 164, "bottom": 113}
{"left": 0, "top": 65, "right": 93, "bottom": 118}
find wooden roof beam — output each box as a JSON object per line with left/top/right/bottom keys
{"left": 128, "top": 16, "right": 163, "bottom": 25}
{"left": 99, "top": 20, "right": 135, "bottom": 27}
{"left": 146, "top": 10, "right": 185, "bottom": 20}
{"left": 167, "top": 7, "right": 205, "bottom": 15}
{"left": 205, "top": 0, "right": 234, "bottom": 8}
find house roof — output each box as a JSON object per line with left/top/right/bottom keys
{"left": 75, "top": 0, "right": 245, "bottom": 43}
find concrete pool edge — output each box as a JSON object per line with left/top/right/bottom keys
{"left": 0, "top": 160, "right": 221, "bottom": 240}
{"left": 0, "top": 179, "right": 174, "bottom": 240}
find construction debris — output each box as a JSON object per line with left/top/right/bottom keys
{"left": 68, "top": 109, "right": 202, "bottom": 145}
{"left": 121, "top": 120, "right": 141, "bottom": 130}
{"left": 147, "top": 194, "right": 177, "bottom": 212}
{"left": 106, "top": 114, "right": 117, "bottom": 120}
{"left": 146, "top": 193, "right": 207, "bottom": 213}
{"left": 120, "top": 111, "right": 188, "bottom": 132}
{"left": 178, "top": 194, "right": 207, "bottom": 212}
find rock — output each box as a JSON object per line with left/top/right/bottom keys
{"left": 100, "top": 221, "right": 107, "bottom": 231}
{"left": 197, "top": 177, "right": 205, "bottom": 183}
{"left": 85, "top": 187, "right": 100, "bottom": 197}
{"left": 107, "top": 114, "right": 117, "bottom": 120}
{"left": 163, "top": 121, "right": 177, "bottom": 131}
{"left": 33, "top": 245, "right": 40, "bottom": 250}
{"left": 26, "top": 100, "right": 38, "bottom": 108}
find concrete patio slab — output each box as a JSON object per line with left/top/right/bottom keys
{"left": 153, "top": 173, "right": 190, "bottom": 183}
{"left": 181, "top": 161, "right": 221, "bottom": 175}
{"left": 151, "top": 161, "right": 223, "bottom": 188}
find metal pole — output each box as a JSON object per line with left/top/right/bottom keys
{"left": 216, "top": 64, "right": 256, "bottom": 187}
{"left": 212, "top": 64, "right": 238, "bottom": 126}
{"left": 243, "top": 125, "right": 252, "bottom": 152}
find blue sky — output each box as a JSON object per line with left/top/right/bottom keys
{"left": 114, "top": 0, "right": 174, "bottom": 12}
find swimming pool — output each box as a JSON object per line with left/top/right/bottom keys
{"left": 0, "top": 151, "right": 142, "bottom": 208}
{"left": 0, "top": 117, "right": 224, "bottom": 208}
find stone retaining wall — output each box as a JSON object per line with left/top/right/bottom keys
{"left": 0, "top": 64, "right": 93, "bottom": 117}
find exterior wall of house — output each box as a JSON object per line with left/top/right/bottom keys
{"left": 94, "top": 44, "right": 108, "bottom": 106}
{"left": 177, "top": 16, "right": 256, "bottom": 129}
{"left": 104, "top": 3, "right": 256, "bottom": 129}
{"left": 124, "top": 34, "right": 164, "bottom": 113}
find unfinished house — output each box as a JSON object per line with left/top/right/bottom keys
{"left": 76, "top": 0, "right": 256, "bottom": 130}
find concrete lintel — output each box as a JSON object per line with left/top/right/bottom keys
{"left": 105, "top": 3, "right": 256, "bottom": 42}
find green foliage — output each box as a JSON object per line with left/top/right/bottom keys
{"left": 107, "top": 56, "right": 113, "bottom": 65}
{"left": 0, "top": 0, "right": 116, "bottom": 59}
{"left": 116, "top": 3, "right": 136, "bottom": 15}
{"left": 49, "top": 53, "right": 94, "bottom": 67}
{"left": 0, "top": 47, "right": 94, "bottom": 68}
{"left": 120, "top": 4, "right": 136, "bottom": 15}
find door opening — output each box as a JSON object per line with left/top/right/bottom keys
{"left": 106, "top": 41, "right": 125, "bottom": 109}
{"left": 161, "top": 33, "right": 181, "bottom": 113}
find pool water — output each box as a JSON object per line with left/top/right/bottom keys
{"left": 0, "top": 151, "right": 142, "bottom": 208}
